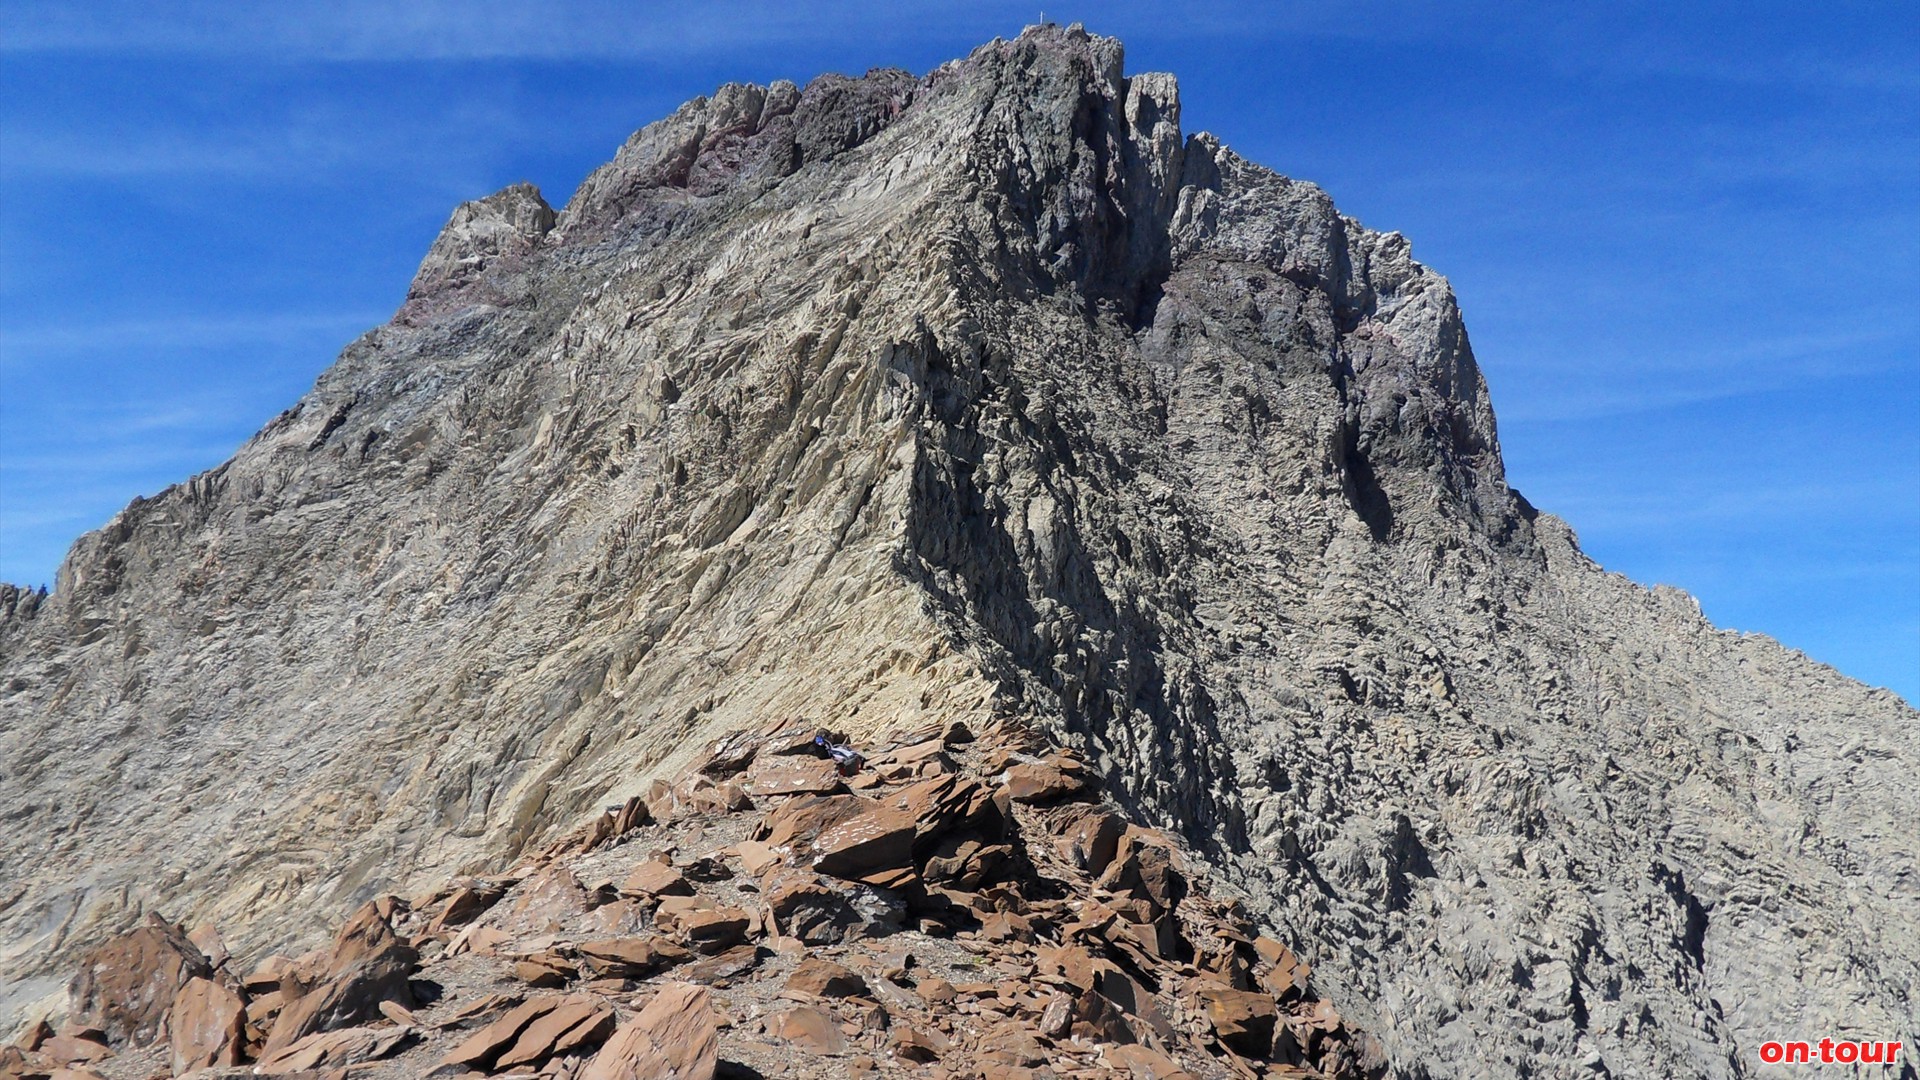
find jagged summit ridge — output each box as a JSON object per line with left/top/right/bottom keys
{"left": 1, "top": 24, "right": 1914, "bottom": 1080}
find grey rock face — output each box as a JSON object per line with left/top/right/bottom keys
{"left": 406, "top": 182, "right": 555, "bottom": 301}
{"left": 0, "top": 25, "right": 1912, "bottom": 1080}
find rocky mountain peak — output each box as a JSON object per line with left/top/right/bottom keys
{"left": 407, "top": 182, "right": 557, "bottom": 303}
{"left": 1, "top": 24, "right": 1913, "bottom": 1080}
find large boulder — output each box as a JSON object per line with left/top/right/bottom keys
{"left": 764, "top": 869, "right": 884, "bottom": 944}
{"left": 811, "top": 802, "right": 918, "bottom": 887}
{"left": 581, "top": 982, "right": 718, "bottom": 1080}
{"left": 262, "top": 900, "right": 417, "bottom": 1054}
{"left": 67, "top": 915, "right": 213, "bottom": 1047}
{"left": 652, "top": 896, "right": 752, "bottom": 953}
{"left": 167, "top": 976, "right": 247, "bottom": 1073}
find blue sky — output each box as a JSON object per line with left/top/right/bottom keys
{"left": 1, "top": 1, "right": 1915, "bottom": 700}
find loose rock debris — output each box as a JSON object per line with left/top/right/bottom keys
{"left": 4, "top": 717, "right": 1387, "bottom": 1080}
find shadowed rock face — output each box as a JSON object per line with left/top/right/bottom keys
{"left": 0, "top": 23, "right": 1913, "bottom": 1080}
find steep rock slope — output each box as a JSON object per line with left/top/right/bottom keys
{"left": 1, "top": 25, "right": 1913, "bottom": 1080}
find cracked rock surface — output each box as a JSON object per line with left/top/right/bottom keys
{"left": 1, "top": 24, "right": 1913, "bottom": 1080}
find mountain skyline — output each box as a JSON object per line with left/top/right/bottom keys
{"left": 1, "top": 3, "right": 1914, "bottom": 703}
{"left": 2, "top": 22, "right": 1914, "bottom": 1076}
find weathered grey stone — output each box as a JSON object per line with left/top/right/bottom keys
{"left": 1, "top": 23, "right": 1913, "bottom": 1080}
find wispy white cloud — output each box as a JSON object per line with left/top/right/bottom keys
{"left": 5, "top": 0, "right": 1911, "bottom": 109}
{"left": 1484, "top": 319, "right": 1918, "bottom": 421}
{"left": 0, "top": 0, "right": 945, "bottom": 59}
{"left": 0, "top": 385, "right": 288, "bottom": 579}
{"left": 0, "top": 0, "right": 1536, "bottom": 62}
{"left": 0, "top": 88, "right": 536, "bottom": 187}
{"left": 1543, "top": 476, "right": 1917, "bottom": 532}
{"left": 0, "top": 311, "right": 385, "bottom": 357}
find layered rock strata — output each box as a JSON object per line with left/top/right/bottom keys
{"left": 6, "top": 719, "right": 1383, "bottom": 1079}
{"left": 1, "top": 23, "right": 1913, "bottom": 1080}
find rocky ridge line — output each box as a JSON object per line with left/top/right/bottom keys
{"left": 5, "top": 718, "right": 1386, "bottom": 1080}
{"left": 1, "top": 22, "right": 1914, "bottom": 1080}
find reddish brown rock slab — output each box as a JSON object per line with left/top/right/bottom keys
{"left": 784, "top": 957, "right": 870, "bottom": 998}
{"left": 246, "top": 989, "right": 288, "bottom": 1031}
{"left": 889, "top": 1024, "right": 948, "bottom": 1063}
{"left": 621, "top": 859, "right": 694, "bottom": 898}
{"left": 606, "top": 793, "right": 655, "bottom": 837}
{"left": 730, "top": 839, "right": 782, "bottom": 875}
{"left": 549, "top": 795, "right": 654, "bottom": 857}
{"left": 1100, "top": 1043, "right": 1196, "bottom": 1079}
{"left": 167, "top": 976, "right": 246, "bottom": 1074}
{"left": 493, "top": 996, "right": 616, "bottom": 1070}
{"left": 890, "top": 774, "right": 1008, "bottom": 846}
{"left": 680, "top": 943, "right": 764, "bottom": 985}
{"left": 67, "top": 914, "right": 213, "bottom": 1047}
{"left": 1048, "top": 804, "right": 1127, "bottom": 877}
{"left": 680, "top": 853, "right": 733, "bottom": 883}
{"left": 241, "top": 954, "right": 295, "bottom": 994}
{"left": 53, "top": 1022, "right": 109, "bottom": 1045}
{"left": 642, "top": 777, "right": 688, "bottom": 825}
{"left": 1295, "top": 997, "right": 1344, "bottom": 1033}
{"left": 441, "top": 996, "right": 569, "bottom": 1071}
{"left": 877, "top": 736, "right": 950, "bottom": 767}
{"left": 1034, "top": 944, "right": 1109, "bottom": 993}
{"left": 581, "top": 898, "right": 651, "bottom": 937}
{"left": 975, "top": 1020, "right": 1048, "bottom": 1067}
{"left": 37, "top": 1035, "right": 112, "bottom": 1066}
{"left": 847, "top": 966, "right": 917, "bottom": 1018}
{"left": 979, "top": 910, "right": 1034, "bottom": 942}
{"left": 976, "top": 1068, "right": 1042, "bottom": 1080}
{"left": 922, "top": 835, "right": 1013, "bottom": 890}
{"left": 512, "top": 951, "right": 574, "bottom": 987}
{"left": 263, "top": 900, "right": 418, "bottom": 1055}
{"left": 1004, "top": 759, "right": 1089, "bottom": 803}
{"left": 653, "top": 895, "right": 752, "bottom": 953}
{"left": 16, "top": 1017, "right": 54, "bottom": 1052}
{"left": 1098, "top": 908, "right": 1179, "bottom": 966}
{"left": 916, "top": 978, "right": 958, "bottom": 1006}
{"left": 764, "top": 870, "right": 863, "bottom": 945}
{"left": 763, "top": 724, "right": 834, "bottom": 757}
{"left": 1039, "top": 991, "right": 1074, "bottom": 1038}
{"left": 1194, "top": 933, "right": 1255, "bottom": 990}
{"left": 686, "top": 779, "right": 754, "bottom": 814}
{"left": 1071, "top": 989, "right": 1138, "bottom": 1045}
{"left": 581, "top": 982, "right": 718, "bottom": 1080}
{"left": 1194, "top": 983, "right": 1279, "bottom": 1058}
{"left": 1254, "top": 936, "right": 1312, "bottom": 1000}
{"left": 447, "top": 922, "right": 512, "bottom": 958}
{"left": 577, "top": 936, "right": 692, "bottom": 977}
{"left": 811, "top": 801, "right": 918, "bottom": 883}
{"left": 745, "top": 756, "right": 847, "bottom": 798}
{"left": 868, "top": 738, "right": 955, "bottom": 781}
{"left": 756, "top": 794, "right": 872, "bottom": 851}
{"left": 766, "top": 1004, "right": 846, "bottom": 1055}
{"left": 695, "top": 730, "right": 765, "bottom": 778}
{"left": 434, "top": 993, "right": 519, "bottom": 1031}
{"left": 1096, "top": 968, "right": 1174, "bottom": 1043}
{"left": 489, "top": 865, "right": 594, "bottom": 937}
{"left": 1096, "top": 830, "right": 1187, "bottom": 910}
{"left": 254, "top": 1024, "right": 413, "bottom": 1074}
{"left": 423, "top": 879, "right": 509, "bottom": 935}
{"left": 184, "top": 924, "right": 231, "bottom": 970}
